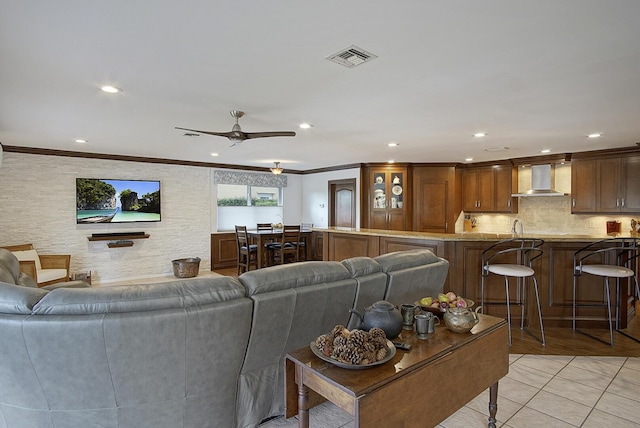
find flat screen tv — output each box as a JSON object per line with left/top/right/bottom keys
{"left": 76, "top": 178, "right": 161, "bottom": 224}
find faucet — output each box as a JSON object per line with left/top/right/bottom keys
{"left": 511, "top": 219, "right": 523, "bottom": 238}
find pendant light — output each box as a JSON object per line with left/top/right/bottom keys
{"left": 270, "top": 162, "right": 283, "bottom": 175}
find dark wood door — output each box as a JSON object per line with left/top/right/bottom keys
{"left": 329, "top": 179, "right": 356, "bottom": 228}
{"left": 571, "top": 159, "right": 597, "bottom": 213}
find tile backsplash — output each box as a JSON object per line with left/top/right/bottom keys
{"left": 457, "top": 163, "right": 638, "bottom": 236}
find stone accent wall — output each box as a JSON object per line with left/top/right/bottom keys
{"left": 0, "top": 152, "right": 212, "bottom": 284}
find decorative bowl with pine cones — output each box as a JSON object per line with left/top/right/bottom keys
{"left": 310, "top": 325, "right": 396, "bottom": 369}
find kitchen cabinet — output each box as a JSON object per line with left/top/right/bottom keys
{"left": 572, "top": 154, "right": 640, "bottom": 214}
{"left": 367, "top": 166, "right": 409, "bottom": 230}
{"left": 461, "top": 165, "right": 517, "bottom": 213}
{"left": 570, "top": 159, "right": 597, "bottom": 213}
{"left": 597, "top": 155, "right": 640, "bottom": 213}
{"left": 412, "top": 166, "right": 459, "bottom": 233}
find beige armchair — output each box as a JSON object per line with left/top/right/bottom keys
{"left": 1, "top": 244, "right": 70, "bottom": 287}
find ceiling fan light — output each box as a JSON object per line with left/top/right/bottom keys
{"left": 270, "top": 162, "right": 284, "bottom": 175}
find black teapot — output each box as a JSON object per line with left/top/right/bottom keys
{"left": 349, "top": 300, "right": 403, "bottom": 339}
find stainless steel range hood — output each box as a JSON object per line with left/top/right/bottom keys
{"left": 511, "top": 164, "right": 567, "bottom": 197}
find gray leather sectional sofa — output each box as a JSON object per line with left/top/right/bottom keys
{"left": 0, "top": 249, "right": 448, "bottom": 428}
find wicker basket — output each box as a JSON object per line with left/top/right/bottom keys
{"left": 172, "top": 257, "right": 201, "bottom": 278}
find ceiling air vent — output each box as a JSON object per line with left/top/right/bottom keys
{"left": 326, "top": 45, "right": 377, "bottom": 68}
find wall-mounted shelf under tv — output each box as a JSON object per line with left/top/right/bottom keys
{"left": 87, "top": 232, "right": 149, "bottom": 248}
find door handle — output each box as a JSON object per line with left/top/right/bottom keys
{"left": 572, "top": 198, "right": 576, "bottom": 208}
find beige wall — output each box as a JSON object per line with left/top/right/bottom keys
{"left": 0, "top": 152, "right": 212, "bottom": 284}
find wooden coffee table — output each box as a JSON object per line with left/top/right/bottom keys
{"left": 285, "top": 314, "right": 509, "bottom": 428}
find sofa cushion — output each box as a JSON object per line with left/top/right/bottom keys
{"left": 35, "top": 268, "right": 68, "bottom": 283}
{"left": 32, "top": 276, "right": 245, "bottom": 315}
{"left": 0, "top": 282, "right": 49, "bottom": 314}
{"left": 12, "top": 249, "right": 42, "bottom": 269}
{"left": 374, "top": 249, "right": 441, "bottom": 272}
{"left": 238, "top": 261, "right": 351, "bottom": 296}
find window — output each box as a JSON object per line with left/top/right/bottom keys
{"left": 217, "top": 184, "right": 283, "bottom": 231}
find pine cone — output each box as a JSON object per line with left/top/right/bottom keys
{"left": 332, "top": 344, "right": 348, "bottom": 359}
{"left": 371, "top": 335, "right": 388, "bottom": 350}
{"left": 376, "top": 347, "right": 388, "bottom": 361}
{"left": 369, "top": 327, "right": 386, "bottom": 340}
{"left": 333, "top": 335, "right": 347, "bottom": 348}
{"left": 347, "top": 329, "right": 368, "bottom": 348}
{"left": 331, "top": 324, "right": 348, "bottom": 339}
{"left": 363, "top": 342, "right": 376, "bottom": 353}
{"left": 315, "top": 334, "right": 331, "bottom": 350}
{"left": 361, "top": 350, "right": 377, "bottom": 365}
{"left": 315, "top": 334, "right": 333, "bottom": 356}
{"left": 338, "top": 345, "right": 363, "bottom": 365}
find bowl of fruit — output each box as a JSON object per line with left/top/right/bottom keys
{"left": 416, "top": 291, "right": 474, "bottom": 318}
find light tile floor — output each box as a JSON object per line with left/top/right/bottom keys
{"left": 259, "top": 355, "right": 640, "bottom": 428}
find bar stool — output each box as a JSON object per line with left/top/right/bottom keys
{"left": 573, "top": 237, "right": 640, "bottom": 346}
{"left": 481, "top": 238, "right": 546, "bottom": 345}
{"left": 235, "top": 225, "right": 257, "bottom": 275}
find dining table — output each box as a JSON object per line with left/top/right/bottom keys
{"left": 247, "top": 228, "right": 312, "bottom": 268}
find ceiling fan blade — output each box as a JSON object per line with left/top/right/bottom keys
{"left": 243, "top": 131, "right": 296, "bottom": 140}
{"left": 175, "top": 127, "right": 234, "bottom": 138}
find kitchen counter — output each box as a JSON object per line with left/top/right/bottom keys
{"left": 320, "top": 227, "right": 638, "bottom": 329}
{"left": 319, "top": 226, "right": 628, "bottom": 242}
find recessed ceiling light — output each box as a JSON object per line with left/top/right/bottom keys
{"left": 587, "top": 133, "right": 602, "bottom": 138}
{"left": 299, "top": 123, "right": 312, "bottom": 129}
{"left": 210, "top": 153, "right": 219, "bottom": 157}
{"left": 473, "top": 132, "right": 487, "bottom": 138}
{"left": 388, "top": 160, "right": 395, "bottom": 164}
{"left": 100, "top": 85, "right": 121, "bottom": 93}
{"left": 465, "top": 157, "right": 473, "bottom": 162}
{"left": 74, "top": 139, "right": 87, "bottom": 143}
{"left": 387, "top": 142, "right": 399, "bottom": 147}
{"left": 541, "top": 149, "right": 551, "bottom": 154}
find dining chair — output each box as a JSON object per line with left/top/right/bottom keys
{"left": 296, "top": 223, "right": 313, "bottom": 261}
{"left": 267, "top": 225, "right": 301, "bottom": 265}
{"left": 481, "top": 238, "right": 546, "bottom": 345}
{"left": 255, "top": 223, "right": 276, "bottom": 266}
{"left": 235, "top": 225, "right": 258, "bottom": 275}
{"left": 573, "top": 237, "right": 640, "bottom": 346}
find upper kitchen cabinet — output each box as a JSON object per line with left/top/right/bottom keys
{"left": 571, "top": 153, "right": 640, "bottom": 214}
{"left": 412, "top": 165, "right": 460, "bottom": 233}
{"left": 362, "top": 165, "right": 410, "bottom": 231}
{"left": 461, "top": 165, "right": 517, "bottom": 213}
{"left": 570, "top": 159, "right": 597, "bottom": 213}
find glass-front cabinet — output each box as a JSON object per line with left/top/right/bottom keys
{"left": 366, "top": 166, "right": 409, "bottom": 230}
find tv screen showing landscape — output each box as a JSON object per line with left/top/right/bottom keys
{"left": 76, "top": 178, "right": 161, "bottom": 224}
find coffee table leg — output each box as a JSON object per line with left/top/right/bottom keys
{"left": 297, "top": 380, "right": 310, "bottom": 428}
{"left": 488, "top": 382, "right": 498, "bottom": 428}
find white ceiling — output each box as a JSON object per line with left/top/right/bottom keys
{"left": 1, "top": 1, "right": 639, "bottom": 172}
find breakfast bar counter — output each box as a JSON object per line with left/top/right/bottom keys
{"left": 320, "top": 227, "right": 639, "bottom": 330}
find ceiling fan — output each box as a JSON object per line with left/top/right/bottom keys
{"left": 176, "top": 110, "right": 296, "bottom": 146}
